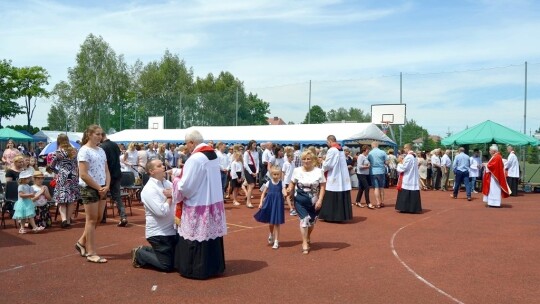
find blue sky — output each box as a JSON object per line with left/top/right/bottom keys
{"left": 1, "top": 0, "right": 539, "bottom": 137}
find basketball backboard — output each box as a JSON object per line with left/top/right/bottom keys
{"left": 148, "top": 116, "right": 164, "bottom": 129}
{"left": 371, "top": 104, "right": 406, "bottom": 125}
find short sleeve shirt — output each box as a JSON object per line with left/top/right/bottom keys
{"left": 291, "top": 167, "right": 326, "bottom": 200}
{"left": 368, "top": 148, "right": 388, "bottom": 175}
{"left": 78, "top": 145, "right": 107, "bottom": 187}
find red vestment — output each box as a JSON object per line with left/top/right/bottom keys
{"left": 482, "top": 152, "right": 511, "bottom": 198}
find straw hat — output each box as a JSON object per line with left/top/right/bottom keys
{"left": 33, "top": 171, "right": 45, "bottom": 178}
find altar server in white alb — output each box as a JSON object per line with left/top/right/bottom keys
{"left": 174, "top": 130, "right": 227, "bottom": 279}
{"left": 504, "top": 145, "right": 519, "bottom": 197}
{"left": 319, "top": 135, "right": 353, "bottom": 222}
{"left": 394, "top": 144, "right": 422, "bottom": 213}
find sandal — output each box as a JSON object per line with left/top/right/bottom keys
{"left": 375, "top": 204, "right": 381, "bottom": 209}
{"left": 33, "top": 226, "right": 45, "bottom": 233}
{"left": 233, "top": 201, "right": 241, "bottom": 206}
{"left": 302, "top": 247, "right": 310, "bottom": 255}
{"left": 355, "top": 202, "right": 366, "bottom": 208}
{"left": 367, "top": 204, "right": 376, "bottom": 210}
{"left": 19, "top": 228, "right": 27, "bottom": 234}
{"left": 75, "top": 242, "right": 87, "bottom": 257}
{"left": 86, "top": 255, "right": 107, "bottom": 263}
{"left": 246, "top": 203, "right": 254, "bottom": 209}
{"left": 379, "top": 203, "right": 385, "bottom": 208}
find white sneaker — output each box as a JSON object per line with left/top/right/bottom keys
{"left": 267, "top": 233, "right": 273, "bottom": 244}
{"left": 272, "top": 241, "right": 279, "bottom": 249}
{"left": 290, "top": 210, "right": 298, "bottom": 216}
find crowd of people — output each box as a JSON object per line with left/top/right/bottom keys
{"left": 1, "top": 128, "right": 522, "bottom": 278}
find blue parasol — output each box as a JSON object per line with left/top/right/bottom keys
{"left": 39, "top": 140, "right": 81, "bottom": 156}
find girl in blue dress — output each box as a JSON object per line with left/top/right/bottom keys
{"left": 13, "top": 170, "right": 45, "bottom": 234}
{"left": 254, "top": 166, "right": 286, "bottom": 249}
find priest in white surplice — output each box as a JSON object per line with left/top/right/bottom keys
{"left": 504, "top": 145, "right": 520, "bottom": 197}
{"left": 319, "top": 135, "right": 353, "bottom": 222}
{"left": 395, "top": 144, "right": 422, "bottom": 213}
{"left": 174, "top": 130, "right": 227, "bottom": 279}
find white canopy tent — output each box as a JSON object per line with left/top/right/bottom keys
{"left": 108, "top": 123, "right": 396, "bottom": 146}
{"left": 33, "top": 130, "right": 84, "bottom": 143}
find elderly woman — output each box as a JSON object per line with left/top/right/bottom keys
{"left": 76, "top": 125, "right": 110, "bottom": 264}
{"left": 287, "top": 150, "right": 326, "bottom": 254}
{"left": 5, "top": 155, "right": 26, "bottom": 181}
{"left": 50, "top": 134, "right": 81, "bottom": 228}
{"left": 2, "top": 139, "right": 21, "bottom": 168}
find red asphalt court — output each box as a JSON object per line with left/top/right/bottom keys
{"left": 1, "top": 187, "right": 539, "bottom": 304}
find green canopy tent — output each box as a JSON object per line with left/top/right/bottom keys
{"left": 441, "top": 120, "right": 538, "bottom": 188}
{"left": 441, "top": 120, "right": 538, "bottom": 146}
{"left": 0, "top": 127, "right": 34, "bottom": 141}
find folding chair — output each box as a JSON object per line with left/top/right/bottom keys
{"left": 2, "top": 181, "right": 20, "bottom": 228}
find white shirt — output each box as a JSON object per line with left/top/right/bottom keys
{"left": 78, "top": 145, "right": 107, "bottom": 187}
{"left": 505, "top": 151, "right": 519, "bottom": 178}
{"left": 230, "top": 160, "right": 243, "bottom": 179}
{"left": 141, "top": 177, "right": 176, "bottom": 238}
{"left": 243, "top": 150, "right": 259, "bottom": 174}
{"left": 397, "top": 152, "right": 420, "bottom": 191}
{"left": 322, "top": 147, "right": 352, "bottom": 192}
{"left": 469, "top": 156, "right": 480, "bottom": 178}
{"left": 282, "top": 160, "right": 294, "bottom": 185}
{"left": 441, "top": 154, "right": 451, "bottom": 168}
{"left": 216, "top": 150, "right": 229, "bottom": 172}
{"left": 431, "top": 154, "right": 441, "bottom": 168}
{"left": 356, "top": 154, "right": 370, "bottom": 175}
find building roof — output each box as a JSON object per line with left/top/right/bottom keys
{"left": 267, "top": 116, "right": 286, "bottom": 125}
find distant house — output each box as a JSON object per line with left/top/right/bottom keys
{"left": 267, "top": 116, "right": 286, "bottom": 125}
{"left": 413, "top": 135, "right": 441, "bottom": 149}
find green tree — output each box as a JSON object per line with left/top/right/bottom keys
{"left": 68, "top": 33, "right": 129, "bottom": 131}
{"left": 0, "top": 59, "right": 24, "bottom": 127}
{"left": 6, "top": 124, "right": 40, "bottom": 134}
{"left": 401, "top": 119, "right": 430, "bottom": 148}
{"left": 137, "top": 50, "right": 193, "bottom": 129}
{"left": 303, "top": 105, "right": 327, "bottom": 124}
{"left": 326, "top": 107, "right": 371, "bottom": 122}
{"left": 16, "top": 66, "right": 50, "bottom": 131}
{"left": 527, "top": 146, "right": 539, "bottom": 164}
{"left": 46, "top": 104, "right": 69, "bottom": 131}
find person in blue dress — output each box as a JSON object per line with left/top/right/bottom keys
{"left": 254, "top": 165, "right": 286, "bottom": 249}
{"left": 13, "top": 169, "right": 45, "bottom": 234}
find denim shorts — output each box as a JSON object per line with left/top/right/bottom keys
{"left": 371, "top": 174, "right": 386, "bottom": 188}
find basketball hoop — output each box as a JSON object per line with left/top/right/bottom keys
{"left": 381, "top": 121, "right": 390, "bottom": 134}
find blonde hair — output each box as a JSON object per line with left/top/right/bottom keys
{"left": 234, "top": 151, "right": 243, "bottom": 162}
{"left": 301, "top": 150, "right": 316, "bottom": 167}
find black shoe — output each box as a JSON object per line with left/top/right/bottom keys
{"left": 118, "top": 218, "right": 128, "bottom": 227}
{"left": 61, "top": 220, "right": 70, "bottom": 228}
{"left": 100, "top": 219, "right": 106, "bottom": 224}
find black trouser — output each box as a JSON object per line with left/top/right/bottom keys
{"left": 507, "top": 177, "right": 519, "bottom": 196}
{"left": 135, "top": 234, "right": 178, "bottom": 272}
{"left": 355, "top": 174, "right": 371, "bottom": 205}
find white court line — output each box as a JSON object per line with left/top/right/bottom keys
{"left": 0, "top": 243, "right": 119, "bottom": 274}
{"left": 390, "top": 208, "right": 465, "bottom": 304}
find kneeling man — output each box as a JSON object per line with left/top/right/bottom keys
{"left": 132, "top": 159, "right": 178, "bottom": 271}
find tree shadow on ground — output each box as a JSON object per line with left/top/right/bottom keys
{"left": 310, "top": 241, "right": 350, "bottom": 252}
{"left": 0, "top": 230, "right": 35, "bottom": 248}
{"left": 223, "top": 259, "right": 269, "bottom": 277}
